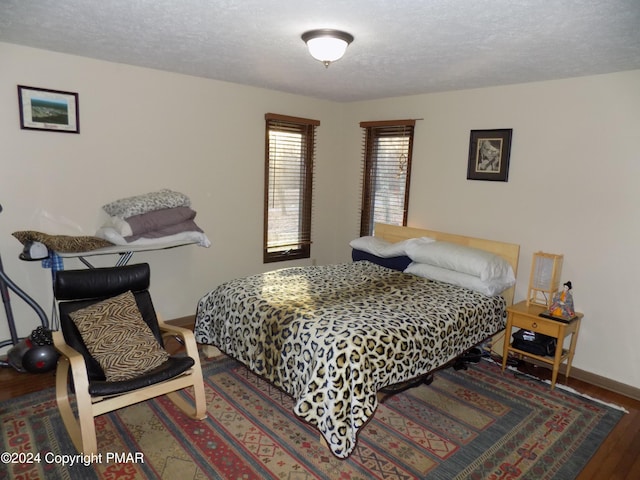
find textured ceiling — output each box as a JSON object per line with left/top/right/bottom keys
{"left": 1, "top": 0, "right": 639, "bottom": 102}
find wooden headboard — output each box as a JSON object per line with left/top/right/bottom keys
{"left": 374, "top": 223, "right": 520, "bottom": 306}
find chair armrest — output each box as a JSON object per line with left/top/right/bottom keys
{"left": 53, "top": 330, "right": 86, "bottom": 363}
{"left": 52, "top": 330, "right": 91, "bottom": 394}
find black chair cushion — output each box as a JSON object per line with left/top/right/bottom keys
{"left": 54, "top": 263, "right": 150, "bottom": 301}
{"left": 88, "top": 355, "right": 195, "bottom": 397}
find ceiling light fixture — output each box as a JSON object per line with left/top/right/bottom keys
{"left": 302, "top": 29, "right": 354, "bottom": 68}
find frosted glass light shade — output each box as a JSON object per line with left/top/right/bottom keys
{"left": 527, "top": 252, "right": 563, "bottom": 307}
{"left": 532, "top": 256, "right": 554, "bottom": 289}
{"left": 302, "top": 29, "right": 354, "bottom": 67}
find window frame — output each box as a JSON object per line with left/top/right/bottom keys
{"left": 263, "top": 113, "right": 319, "bottom": 263}
{"left": 359, "top": 119, "right": 416, "bottom": 237}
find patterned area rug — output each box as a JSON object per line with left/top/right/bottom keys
{"left": 0, "top": 356, "right": 624, "bottom": 480}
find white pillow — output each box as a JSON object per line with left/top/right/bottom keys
{"left": 405, "top": 240, "right": 515, "bottom": 283}
{"left": 404, "top": 262, "right": 515, "bottom": 296}
{"left": 103, "top": 216, "right": 133, "bottom": 236}
{"left": 349, "top": 236, "right": 434, "bottom": 258}
{"left": 95, "top": 226, "right": 211, "bottom": 248}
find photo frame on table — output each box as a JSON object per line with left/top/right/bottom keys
{"left": 17, "top": 85, "right": 80, "bottom": 133}
{"left": 467, "top": 129, "right": 512, "bottom": 181}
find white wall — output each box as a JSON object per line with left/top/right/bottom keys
{"left": 1, "top": 42, "right": 638, "bottom": 390}
{"left": 0, "top": 42, "right": 343, "bottom": 351}
{"left": 340, "top": 71, "right": 640, "bottom": 388}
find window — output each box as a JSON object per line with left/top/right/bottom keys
{"left": 264, "top": 113, "right": 319, "bottom": 263}
{"left": 359, "top": 119, "right": 416, "bottom": 237}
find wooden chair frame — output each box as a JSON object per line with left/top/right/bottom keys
{"left": 53, "top": 315, "right": 206, "bottom": 455}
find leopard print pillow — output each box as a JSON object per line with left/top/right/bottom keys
{"left": 12, "top": 230, "right": 113, "bottom": 253}
{"left": 102, "top": 189, "right": 191, "bottom": 219}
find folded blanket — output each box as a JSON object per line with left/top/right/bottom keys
{"left": 96, "top": 226, "right": 211, "bottom": 248}
{"left": 107, "top": 206, "right": 197, "bottom": 237}
{"left": 124, "top": 219, "right": 204, "bottom": 242}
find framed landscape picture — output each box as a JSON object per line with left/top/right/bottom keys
{"left": 18, "top": 85, "right": 80, "bottom": 133}
{"left": 467, "top": 129, "right": 512, "bottom": 181}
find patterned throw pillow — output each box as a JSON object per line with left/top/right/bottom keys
{"left": 69, "top": 291, "right": 169, "bottom": 382}
{"left": 102, "top": 189, "right": 191, "bottom": 219}
{"left": 12, "top": 230, "right": 113, "bottom": 253}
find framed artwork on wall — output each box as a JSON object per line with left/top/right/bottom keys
{"left": 467, "top": 129, "right": 512, "bottom": 181}
{"left": 17, "top": 85, "right": 80, "bottom": 133}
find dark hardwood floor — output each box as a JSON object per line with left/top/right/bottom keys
{"left": 512, "top": 362, "right": 640, "bottom": 480}
{"left": 1, "top": 329, "right": 638, "bottom": 479}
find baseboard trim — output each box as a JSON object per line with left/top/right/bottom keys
{"left": 568, "top": 366, "right": 640, "bottom": 402}
{"left": 518, "top": 356, "right": 640, "bottom": 401}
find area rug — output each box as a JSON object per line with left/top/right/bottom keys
{"left": 0, "top": 356, "right": 624, "bottom": 480}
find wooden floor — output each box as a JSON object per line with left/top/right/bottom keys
{"left": 1, "top": 336, "right": 639, "bottom": 479}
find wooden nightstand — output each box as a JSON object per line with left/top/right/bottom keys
{"left": 502, "top": 300, "right": 583, "bottom": 389}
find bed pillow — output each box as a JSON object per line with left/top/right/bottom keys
{"left": 352, "top": 249, "right": 412, "bottom": 271}
{"left": 404, "top": 262, "right": 515, "bottom": 296}
{"left": 69, "top": 290, "right": 169, "bottom": 382}
{"left": 349, "top": 235, "right": 434, "bottom": 258}
{"left": 405, "top": 240, "right": 515, "bottom": 283}
{"left": 102, "top": 189, "right": 191, "bottom": 219}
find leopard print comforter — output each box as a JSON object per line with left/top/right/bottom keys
{"left": 194, "top": 261, "right": 506, "bottom": 458}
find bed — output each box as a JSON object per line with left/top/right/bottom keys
{"left": 194, "top": 224, "right": 519, "bottom": 458}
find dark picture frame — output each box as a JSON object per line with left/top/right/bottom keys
{"left": 467, "top": 129, "right": 512, "bottom": 181}
{"left": 18, "top": 85, "right": 80, "bottom": 133}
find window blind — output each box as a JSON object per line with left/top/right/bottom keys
{"left": 359, "top": 120, "right": 415, "bottom": 237}
{"left": 264, "top": 113, "right": 319, "bottom": 263}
